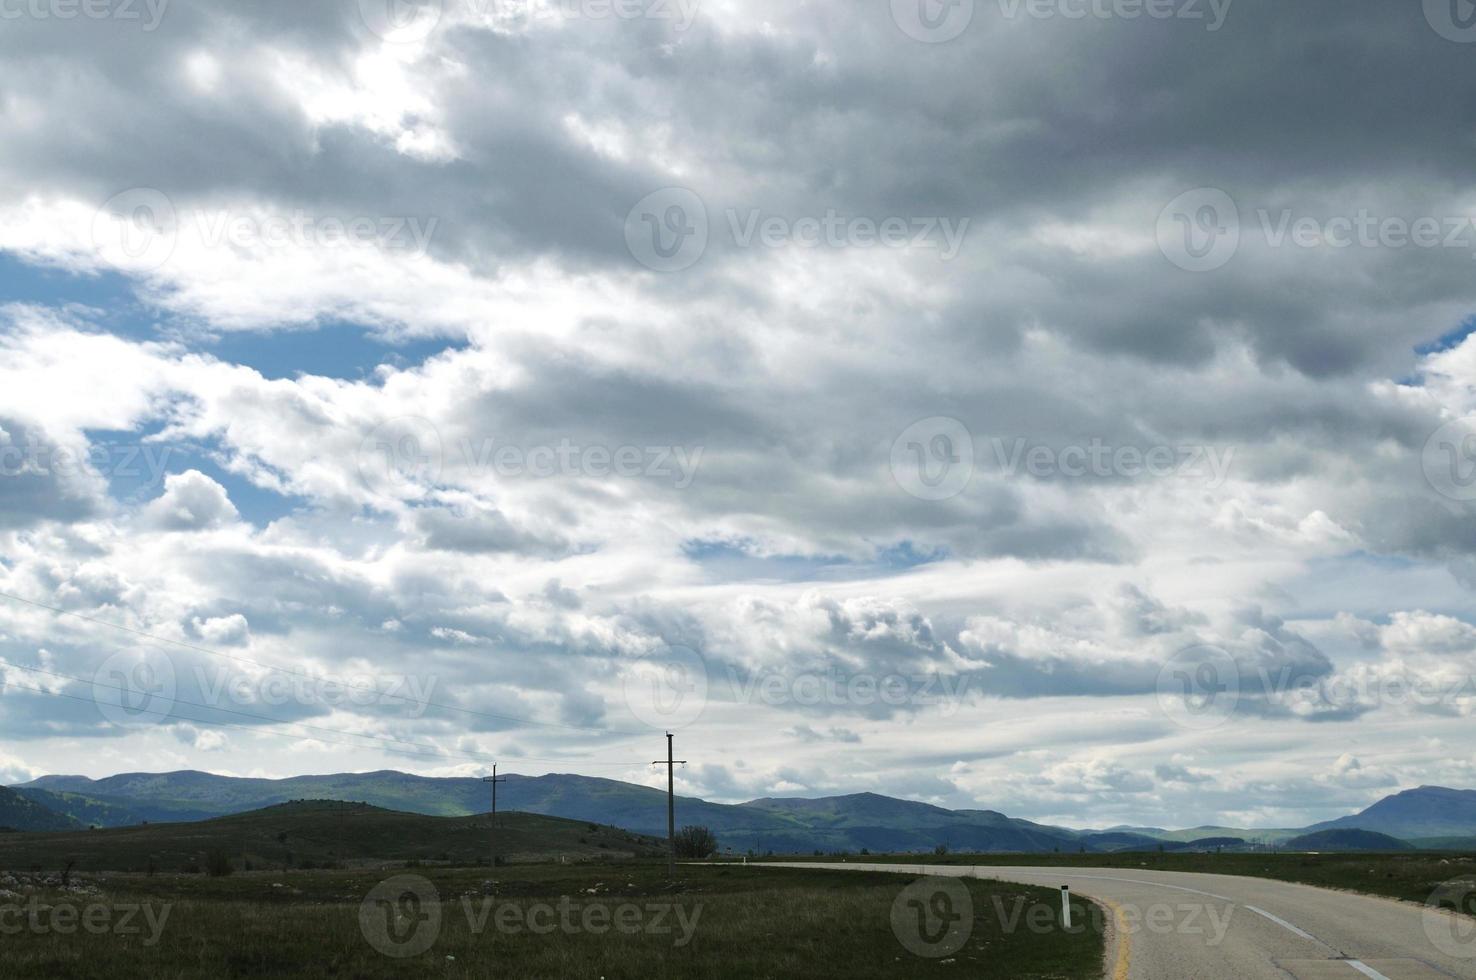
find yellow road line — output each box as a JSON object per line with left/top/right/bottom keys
{"left": 1102, "top": 897, "right": 1132, "bottom": 980}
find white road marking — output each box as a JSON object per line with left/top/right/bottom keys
{"left": 1344, "top": 962, "right": 1392, "bottom": 980}
{"left": 1245, "top": 905, "right": 1320, "bottom": 942}
{"left": 983, "top": 868, "right": 1236, "bottom": 903}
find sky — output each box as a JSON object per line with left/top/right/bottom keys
{"left": 1, "top": 0, "right": 1476, "bottom": 831}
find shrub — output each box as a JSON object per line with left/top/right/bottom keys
{"left": 205, "top": 849, "right": 234, "bottom": 877}
{"left": 674, "top": 825, "right": 718, "bottom": 859}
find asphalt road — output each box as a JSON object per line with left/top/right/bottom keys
{"left": 753, "top": 862, "right": 1476, "bottom": 979}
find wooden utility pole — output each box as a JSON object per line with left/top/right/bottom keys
{"left": 652, "top": 731, "right": 686, "bottom": 879}
{"left": 482, "top": 765, "right": 507, "bottom": 867}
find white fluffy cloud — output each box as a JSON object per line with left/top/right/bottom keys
{"left": 0, "top": 0, "right": 1475, "bottom": 828}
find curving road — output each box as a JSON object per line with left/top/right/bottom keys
{"left": 753, "top": 862, "right": 1476, "bottom": 979}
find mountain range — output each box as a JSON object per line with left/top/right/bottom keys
{"left": 6, "top": 772, "right": 1475, "bottom": 854}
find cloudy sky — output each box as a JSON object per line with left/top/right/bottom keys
{"left": 2, "top": 0, "right": 1476, "bottom": 830}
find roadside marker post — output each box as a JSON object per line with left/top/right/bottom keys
{"left": 1061, "top": 885, "right": 1072, "bottom": 929}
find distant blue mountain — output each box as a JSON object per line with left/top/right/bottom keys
{"left": 1308, "top": 786, "right": 1476, "bottom": 840}
{"left": 15, "top": 772, "right": 1476, "bottom": 854}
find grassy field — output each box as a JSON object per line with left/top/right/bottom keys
{"left": 749, "top": 850, "right": 1476, "bottom": 907}
{"left": 0, "top": 861, "right": 1106, "bottom": 979}
{"left": 0, "top": 801, "right": 666, "bottom": 872}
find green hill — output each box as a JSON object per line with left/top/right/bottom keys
{"left": 1409, "top": 837, "right": 1476, "bottom": 850}
{"left": 1282, "top": 829, "right": 1414, "bottom": 852}
{"left": 0, "top": 799, "right": 665, "bottom": 873}
{"left": 1098, "top": 824, "right": 1299, "bottom": 845}
{"left": 0, "top": 785, "right": 77, "bottom": 832}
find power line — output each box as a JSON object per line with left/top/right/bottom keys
{"left": 0, "top": 589, "right": 648, "bottom": 737}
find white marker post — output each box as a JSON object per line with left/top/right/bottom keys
{"left": 1061, "top": 885, "right": 1072, "bottom": 930}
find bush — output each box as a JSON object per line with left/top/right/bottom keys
{"left": 205, "top": 849, "right": 234, "bottom": 877}
{"left": 674, "top": 825, "right": 718, "bottom": 859}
